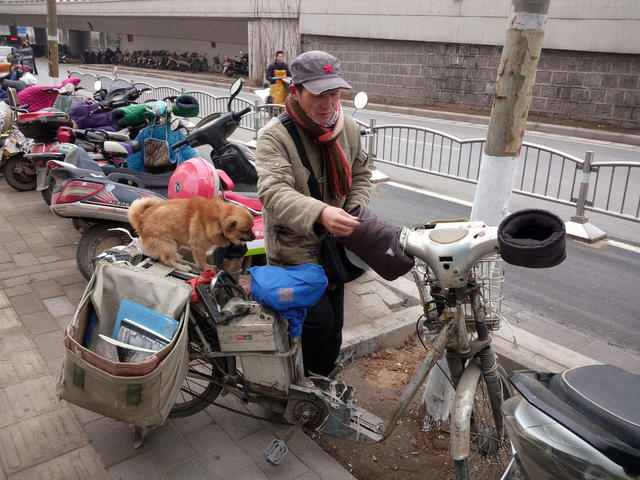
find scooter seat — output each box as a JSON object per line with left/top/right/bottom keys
{"left": 548, "top": 365, "right": 640, "bottom": 449}
{"left": 105, "top": 168, "right": 172, "bottom": 189}
{"left": 102, "top": 130, "right": 130, "bottom": 142}
{"left": 510, "top": 368, "right": 640, "bottom": 475}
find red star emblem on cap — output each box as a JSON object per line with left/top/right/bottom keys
{"left": 322, "top": 63, "right": 333, "bottom": 74}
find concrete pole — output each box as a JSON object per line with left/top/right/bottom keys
{"left": 46, "top": 0, "right": 59, "bottom": 78}
{"left": 470, "top": 0, "right": 550, "bottom": 225}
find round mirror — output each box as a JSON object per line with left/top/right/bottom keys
{"left": 230, "top": 78, "right": 244, "bottom": 98}
{"left": 353, "top": 91, "right": 369, "bottom": 110}
{"left": 93, "top": 80, "right": 102, "bottom": 91}
{"left": 170, "top": 118, "right": 180, "bottom": 131}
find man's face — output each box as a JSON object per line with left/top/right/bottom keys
{"left": 275, "top": 53, "right": 284, "bottom": 64}
{"left": 290, "top": 85, "right": 341, "bottom": 125}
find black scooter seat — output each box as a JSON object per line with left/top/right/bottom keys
{"left": 105, "top": 167, "right": 172, "bottom": 189}
{"left": 510, "top": 368, "right": 640, "bottom": 475}
{"left": 548, "top": 365, "right": 640, "bottom": 449}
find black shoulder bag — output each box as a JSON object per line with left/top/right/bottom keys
{"left": 278, "top": 113, "right": 364, "bottom": 284}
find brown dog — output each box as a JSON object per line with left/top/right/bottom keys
{"left": 128, "top": 196, "right": 255, "bottom": 271}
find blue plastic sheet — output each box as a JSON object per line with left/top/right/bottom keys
{"left": 248, "top": 264, "right": 328, "bottom": 337}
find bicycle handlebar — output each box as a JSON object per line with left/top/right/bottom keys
{"left": 400, "top": 221, "right": 499, "bottom": 289}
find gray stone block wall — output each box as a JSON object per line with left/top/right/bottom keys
{"left": 302, "top": 35, "right": 640, "bottom": 130}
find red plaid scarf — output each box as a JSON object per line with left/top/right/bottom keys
{"left": 285, "top": 95, "right": 352, "bottom": 200}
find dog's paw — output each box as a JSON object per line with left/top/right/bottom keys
{"left": 172, "top": 263, "right": 192, "bottom": 271}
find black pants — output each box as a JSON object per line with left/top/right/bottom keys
{"left": 301, "top": 284, "right": 344, "bottom": 376}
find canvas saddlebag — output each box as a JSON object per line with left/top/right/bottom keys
{"left": 56, "top": 261, "right": 192, "bottom": 427}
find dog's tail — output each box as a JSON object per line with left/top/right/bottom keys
{"left": 128, "top": 197, "right": 163, "bottom": 232}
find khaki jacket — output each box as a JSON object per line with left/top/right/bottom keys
{"left": 256, "top": 114, "right": 372, "bottom": 267}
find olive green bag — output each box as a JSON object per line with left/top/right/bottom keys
{"left": 56, "top": 261, "right": 192, "bottom": 427}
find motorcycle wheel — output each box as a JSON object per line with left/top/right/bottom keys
{"left": 453, "top": 365, "right": 514, "bottom": 480}
{"left": 224, "top": 68, "right": 234, "bottom": 77}
{"left": 76, "top": 223, "right": 134, "bottom": 281}
{"left": 3, "top": 154, "right": 37, "bottom": 191}
{"left": 212, "top": 64, "right": 223, "bottom": 74}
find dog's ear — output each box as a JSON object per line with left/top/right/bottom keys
{"left": 223, "top": 219, "right": 237, "bottom": 232}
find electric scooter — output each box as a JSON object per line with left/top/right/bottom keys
{"left": 501, "top": 366, "right": 639, "bottom": 479}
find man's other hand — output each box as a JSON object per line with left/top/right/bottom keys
{"left": 318, "top": 206, "right": 360, "bottom": 237}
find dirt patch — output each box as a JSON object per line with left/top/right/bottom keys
{"left": 310, "top": 336, "right": 455, "bottom": 480}
{"left": 310, "top": 336, "right": 524, "bottom": 479}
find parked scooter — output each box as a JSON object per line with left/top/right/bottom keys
{"left": 17, "top": 77, "right": 81, "bottom": 112}
{"left": 501, "top": 366, "right": 640, "bottom": 479}
{"left": 222, "top": 52, "right": 249, "bottom": 77}
{"left": 2, "top": 87, "right": 74, "bottom": 191}
{"left": 49, "top": 79, "right": 260, "bottom": 279}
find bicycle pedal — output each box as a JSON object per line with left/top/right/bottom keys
{"left": 336, "top": 348, "right": 356, "bottom": 366}
{"left": 264, "top": 438, "right": 288, "bottom": 465}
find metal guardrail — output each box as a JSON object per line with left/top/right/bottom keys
{"left": 67, "top": 71, "right": 639, "bottom": 224}
{"left": 367, "top": 121, "right": 639, "bottom": 223}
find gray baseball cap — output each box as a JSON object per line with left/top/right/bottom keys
{"left": 290, "top": 51, "right": 351, "bottom": 95}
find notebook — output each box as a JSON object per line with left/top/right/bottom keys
{"left": 111, "top": 299, "right": 179, "bottom": 341}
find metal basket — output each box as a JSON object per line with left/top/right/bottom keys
{"left": 415, "top": 254, "right": 505, "bottom": 332}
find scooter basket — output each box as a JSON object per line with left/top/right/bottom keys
{"left": 498, "top": 209, "right": 566, "bottom": 268}
{"left": 56, "top": 261, "right": 192, "bottom": 427}
{"left": 17, "top": 112, "right": 72, "bottom": 142}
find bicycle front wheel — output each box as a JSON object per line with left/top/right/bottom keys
{"left": 454, "top": 365, "right": 513, "bottom": 480}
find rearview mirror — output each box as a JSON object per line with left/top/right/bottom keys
{"left": 112, "top": 66, "right": 118, "bottom": 77}
{"left": 170, "top": 118, "right": 181, "bottom": 131}
{"left": 353, "top": 91, "right": 369, "bottom": 110}
{"left": 93, "top": 80, "right": 102, "bottom": 91}
{"left": 228, "top": 78, "right": 244, "bottom": 111}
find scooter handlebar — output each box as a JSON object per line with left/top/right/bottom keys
{"left": 233, "top": 107, "right": 252, "bottom": 121}
{"left": 171, "top": 139, "right": 188, "bottom": 150}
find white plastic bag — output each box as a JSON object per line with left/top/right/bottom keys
{"left": 21, "top": 72, "right": 38, "bottom": 85}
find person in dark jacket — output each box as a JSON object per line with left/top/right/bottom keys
{"left": 265, "top": 51, "right": 291, "bottom": 86}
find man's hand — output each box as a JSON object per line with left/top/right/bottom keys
{"left": 318, "top": 206, "right": 360, "bottom": 237}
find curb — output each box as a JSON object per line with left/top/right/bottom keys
{"left": 79, "top": 64, "right": 640, "bottom": 147}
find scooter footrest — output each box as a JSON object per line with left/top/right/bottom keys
{"left": 264, "top": 438, "right": 288, "bottom": 465}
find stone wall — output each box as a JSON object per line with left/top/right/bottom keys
{"left": 302, "top": 35, "right": 640, "bottom": 130}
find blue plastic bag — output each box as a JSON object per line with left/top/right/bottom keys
{"left": 248, "top": 264, "right": 328, "bottom": 338}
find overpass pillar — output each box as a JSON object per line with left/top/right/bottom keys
{"left": 68, "top": 30, "right": 90, "bottom": 58}
{"left": 248, "top": 18, "right": 300, "bottom": 85}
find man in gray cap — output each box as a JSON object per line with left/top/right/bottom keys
{"left": 255, "top": 50, "right": 372, "bottom": 377}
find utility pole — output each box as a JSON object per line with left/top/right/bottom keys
{"left": 423, "top": 0, "right": 551, "bottom": 425}
{"left": 470, "top": 0, "right": 551, "bottom": 225}
{"left": 46, "top": 0, "right": 59, "bottom": 78}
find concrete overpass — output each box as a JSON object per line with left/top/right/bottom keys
{"left": 2, "top": 0, "right": 639, "bottom": 129}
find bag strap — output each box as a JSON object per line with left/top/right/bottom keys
{"left": 278, "top": 113, "right": 321, "bottom": 201}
